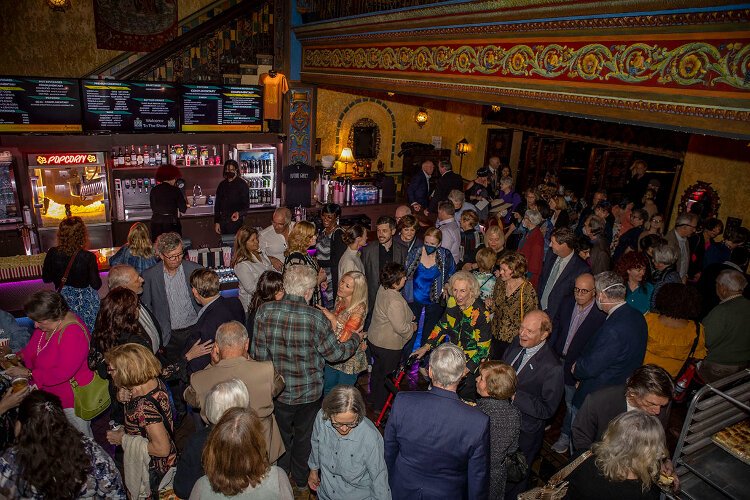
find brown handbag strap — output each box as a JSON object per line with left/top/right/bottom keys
{"left": 519, "top": 281, "right": 526, "bottom": 322}
{"left": 57, "top": 249, "right": 81, "bottom": 292}
{"left": 548, "top": 450, "right": 592, "bottom": 485}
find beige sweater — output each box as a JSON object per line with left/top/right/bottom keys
{"left": 368, "top": 287, "right": 415, "bottom": 350}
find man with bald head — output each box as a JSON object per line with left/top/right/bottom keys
{"left": 502, "top": 310, "right": 563, "bottom": 495}
{"left": 548, "top": 273, "right": 607, "bottom": 454}
{"left": 107, "top": 264, "right": 160, "bottom": 352}
{"left": 394, "top": 205, "right": 412, "bottom": 223}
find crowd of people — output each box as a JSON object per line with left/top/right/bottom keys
{"left": 0, "top": 156, "right": 747, "bottom": 499}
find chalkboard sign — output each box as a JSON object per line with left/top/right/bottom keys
{"left": 0, "top": 77, "right": 82, "bottom": 133}
{"left": 181, "top": 84, "right": 263, "bottom": 132}
{"left": 81, "top": 80, "right": 179, "bottom": 132}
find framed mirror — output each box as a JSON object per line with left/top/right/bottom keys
{"left": 348, "top": 118, "right": 380, "bottom": 161}
{"left": 678, "top": 181, "right": 721, "bottom": 220}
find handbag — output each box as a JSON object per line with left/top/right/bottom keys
{"left": 673, "top": 321, "right": 704, "bottom": 403}
{"left": 69, "top": 324, "right": 111, "bottom": 420}
{"left": 56, "top": 249, "right": 81, "bottom": 292}
{"left": 505, "top": 449, "right": 528, "bottom": 483}
{"left": 518, "top": 450, "right": 592, "bottom": 500}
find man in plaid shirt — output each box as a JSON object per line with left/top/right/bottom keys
{"left": 252, "top": 264, "right": 362, "bottom": 490}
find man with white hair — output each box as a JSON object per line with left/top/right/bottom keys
{"left": 665, "top": 212, "right": 699, "bottom": 282}
{"left": 259, "top": 207, "right": 294, "bottom": 269}
{"left": 184, "top": 321, "right": 284, "bottom": 463}
{"left": 699, "top": 270, "right": 750, "bottom": 382}
{"left": 385, "top": 342, "right": 490, "bottom": 499}
{"left": 252, "top": 265, "right": 363, "bottom": 492}
{"left": 573, "top": 271, "right": 648, "bottom": 411}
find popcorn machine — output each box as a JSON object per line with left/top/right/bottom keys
{"left": 27, "top": 152, "right": 112, "bottom": 250}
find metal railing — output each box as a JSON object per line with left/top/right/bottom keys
{"left": 297, "top": 0, "right": 448, "bottom": 23}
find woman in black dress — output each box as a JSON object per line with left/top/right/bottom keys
{"left": 149, "top": 164, "right": 187, "bottom": 240}
{"left": 41, "top": 216, "right": 101, "bottom": 333}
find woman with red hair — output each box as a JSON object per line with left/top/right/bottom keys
{"left": 615, "top": 251, "right": 653, "bottom": 314}
{"left": 150, "top": 164, "right": 187, "bottom": 240}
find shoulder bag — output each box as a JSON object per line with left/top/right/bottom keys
{"left": 56, "top": 249, "right": 81, "bottom": 292}
{"left": 68, "top": 321, "right": 111, "bottom": 420}
{"left": 505, "top": 449, "right": 528, "bottom": 483}
{"left": 518, "top": 450, "right": 592, "bottom": 500}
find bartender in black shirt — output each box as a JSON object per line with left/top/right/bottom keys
{"left": 214, "top": 160, "right": 249, "bottom": 235}
{"left": 150, "top": 164, "right": 187, "bottom": 240}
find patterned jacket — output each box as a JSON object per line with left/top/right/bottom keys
{"left": 426, "top": 298, "right": 492, "bottom": 373}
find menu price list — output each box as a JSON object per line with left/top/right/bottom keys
{"left": 0, "top": 77, "right": 82, "bottom": 132}
{"left": 181, "top": 84, "right": 263, "bottom": 132}
{"left": 82, "top": 80, "right": 178, "bottom": 132}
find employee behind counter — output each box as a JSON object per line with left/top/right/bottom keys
{"left": 150, "top": 164, "right": 188, "bottom": 240}
{"left": 214, "top": 159, "right": 250, "bottom": 235}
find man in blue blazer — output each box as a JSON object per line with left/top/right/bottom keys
{"left": 573, "top": 271, "right": 647, "bottom": 410}
{"left": 548, "top": 273, "right": 607, "bottom": 454}
{"left": 406, "top": 160, "right": 434, "bottom": 212}
{"left": 537, "top": 228, "right": 590, "bottom": 324}
{"left": 502, "top": 310, "right": 563, "bottom": 498}
{"left": 385, "top": 343, "right": 490, "bottom": 500}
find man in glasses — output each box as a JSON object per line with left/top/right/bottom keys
{"left": 549, "top": 273, "right": 606, "bottom": 455}
{"left": 142, "top": 232, "right": 203, "bottom": 365}
{"left": 665, "top": 212, "right": 699, "bottom": 282}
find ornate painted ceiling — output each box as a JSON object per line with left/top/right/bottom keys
{"left": 295, "top": 0, "right": 750, "bottom": 139}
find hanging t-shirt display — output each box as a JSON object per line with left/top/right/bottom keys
{"left": 282, "top": 162, "right": 315, "bottom": 208}
{"left": 258, "top": 72, "right": 289, "bottom": 121}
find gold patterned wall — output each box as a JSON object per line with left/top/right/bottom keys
{"left": 673, "top": 136, "right": 750, "bottom": 228}
{"left": 0, "top": 0, "right": 217, "bottom": 77}
{"left": 317, "top": 88, "right": 494, "bottom": 179}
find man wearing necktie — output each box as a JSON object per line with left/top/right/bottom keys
{"left": 501, "top": 310, "right": 563, "bottom": 498}
{"left": 538, "top": 228, "right": 591, "bottom": 324}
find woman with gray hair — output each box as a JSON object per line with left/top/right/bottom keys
{"left": 648, "top": 243, "right": 681, "bottom": 309}
{"left": 308, "top": 385, "right": 390, "bottom": 499}
{"left": 565, "top": 411, "right": 670, "bottom": 498}
{"left": 517, "top": 209, "right": 545, "bottom": 288}
{"left": 413, "top": 271, "right": 492, "bottom": 401}
{"left": 173, "top": 379, "right": 249, "bottom": 498}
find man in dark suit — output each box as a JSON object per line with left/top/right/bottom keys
{"left": 385, "top": 342, "right": 490, "bottom": 500}
{"left": 572, "top": 364, "right": 673, "bottom": 454}
{"left": 573, "top": 271, "right": 648, "bottom": 411}
{"left": 141, "top": 232, "right": 203, "bottom": 363}
{"left": 361, "top": 216, "right": 406, "bottom": 327}
{"left": 501, "top": 310, "right": 563, "bottom": 498}
{"left": 187, "top": 268, "right": 246, "bottom": 373}
{"left": 549, "top": 273, "right": 606, "bottom": 455}
{"left": 406, "top": 160, "right": 434, "bottom": 212}
{"left": 427, "top": 160, "right": 464, "bottom": 215}
{"left": 537, "top": 227, "right": 591, "bottom": 323}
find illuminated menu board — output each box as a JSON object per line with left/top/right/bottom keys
{"left": 181, "top": 84, "right": 263, "bottom": 132}
{"left": 0, "top": 77, "right": 82, "bottom": 133}
{"left": 81, "top": 80, "right": 178, "bottom": 132}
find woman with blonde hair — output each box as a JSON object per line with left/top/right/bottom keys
{"left": 109, "top": 222, "right": 158, "bottom": 273}
{"left": 105, "top": 343, "right": 177, "bottom": 498}
{"left": 42, "top": 216, "right": 102, "bottom": 333}
{"left": 488, "top": 251, "right": 538, "bottom": 359}
{"left": 414, "top": 271, "right": 491, "bottom": 400}
{"left": 190, "top": 407, "right": 292, "bottom": 499}
{"left": 565, "top": 411, "right": 669, "bottom": 498}
{"left": 232, "top": 226, "right": 274, "bottom": 311}
{"left": 463, "top": 224, "right": 506, "bottom": 271}
{"left": 318, "top": 271, "right": 369, "bottom": 394}
{"left": 283, "top": 220, "right": 326, "bottom": 306}
{"left": 549, "top": 194, "right": 570, "bottom": 230}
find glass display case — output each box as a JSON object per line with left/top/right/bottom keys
{"left": 0, "top": 151, "right": 21, "bottom": 225}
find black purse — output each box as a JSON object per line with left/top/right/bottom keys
{"left": 506, "top": 449, "right": 528, "bottom": 483}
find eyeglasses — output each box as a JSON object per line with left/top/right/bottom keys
{"left": 330, "top": 418, "right": 361, "bottom": 430}
{"left": 574, "top": 287, "right": 593, "bottom": 294}
{"left": 162, "top": 252, "right": 183, "bottom": 261}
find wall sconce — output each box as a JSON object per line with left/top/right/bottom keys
{"left": 338, "top": 147, "right": 355, "bottom": 176}
{"left": 47, "top": 0, "right": 71, "bottom": 11}
{"left": 414, "top": 108, "right": 429, "bottom": 128}
{"left": 455, "top": 138, "right": 469, "bottom": 174}
{"left": 490, "top": 105, "right": 502, "bottom": 113}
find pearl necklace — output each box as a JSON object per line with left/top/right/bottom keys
{"left": 36, "top": 319, "right": 63, "bottom": 355}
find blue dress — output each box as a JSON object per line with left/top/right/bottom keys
{"left": 414, "top": 263, "right": 440, "bottom": 305}
{"left": 626, "top": 282, "right": 654, "bottom": 314}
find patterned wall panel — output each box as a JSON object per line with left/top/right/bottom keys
{"left": 288, "top": 86, "right": 315, "bottom": 165}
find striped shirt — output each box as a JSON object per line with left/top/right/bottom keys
{"left": 164, "top": 265, "right": 198, "bottom": 331}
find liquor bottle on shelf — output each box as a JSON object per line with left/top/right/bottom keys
{"left": 130, "top": 146, "right": 137, "bottom": 165}
{"left": 136, "top": 147, "right": 144, "bottom": 166}
{"left": 117, "top": 148, "right": 124, "bottom": 166}
{"left": 155, "top": 145, "right": 162, "bottom": 166}
{"left": 123, "top": 147, "right": 131, "bottom": 166}
{"left": 161, "top": 146, "right": 168, "bottom": 165}
{"left": 143, "top": 146, "right": 150, "bottom": 166}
